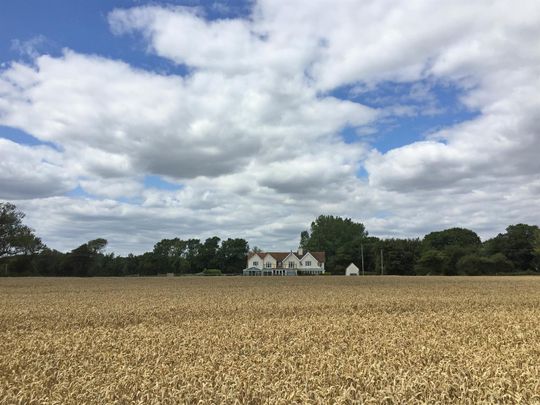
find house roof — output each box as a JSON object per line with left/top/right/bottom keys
{"left": 248, "top": 251, "right": 326, "bottom": 263}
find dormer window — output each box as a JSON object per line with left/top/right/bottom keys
{"left": 265, "top": 262, "right": 272, "bottom": 268}
{"left": 305, "top": 261, "right": 311, "bottom": 266}
{"left": 288, "top": 261, "right": 296, "bottom": 268}
{"left": 253, "top": 261, "right": 259, "bottom": 266}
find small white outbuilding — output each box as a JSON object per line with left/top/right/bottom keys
{"left": 345, "top": 263, "right": 360, "bottom": 276}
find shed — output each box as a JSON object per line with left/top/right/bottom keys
{"left": 345, "top": 263, "right": 360, "bottom": 276}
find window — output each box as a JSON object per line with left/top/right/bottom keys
{"left": 288, "top": 261, "right": 296, "bottom": 268}
{"left": 253, "top": 261, "right": 259, "bottom": 266}
{"left": 305, "top": 261, "right": 311, "bottom": 267}
{"left": 265, "top": 262, "right": 272, "bottom": 268}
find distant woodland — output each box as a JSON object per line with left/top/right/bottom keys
{"left": 1, "top": 202, "right": 539, "bottom": 276}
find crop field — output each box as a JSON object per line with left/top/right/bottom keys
{"left": 1, "top": 276, "right": 540, "bottom": 404}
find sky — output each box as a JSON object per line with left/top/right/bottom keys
{"left": 1, "top": 0, "right": 539, "bottom": 255}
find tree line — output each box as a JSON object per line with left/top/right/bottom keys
{"left": 0, "top": 203, "right": 248, "bottom": 276}
{"left": 1, "top": 203, "right": 539, "bottom": 276}
{"left": 300, "top": 215, "right": 540, "bottom": 275}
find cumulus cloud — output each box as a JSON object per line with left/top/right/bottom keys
{"left": 0, "top": 139, "right": 75, "bottom": 199}
{"left": 1, "top": 0, "right": 540, "bottom": 253}
{"left": 0, "top": 51, "right": 375, "bottom": 180}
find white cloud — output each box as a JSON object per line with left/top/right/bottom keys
{"left": 0, "top": 139, "right": 75, "bottom": 199}
{"left": 10, "top": 35, "right": 48, "bottom": 59}
{"left": 79, "top": 178, "right": 143, "bottom": 199}
{"left": 1, "top": 1, "right": 540, "bottom": 253}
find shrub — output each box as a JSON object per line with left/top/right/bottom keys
{"left": 203, "top": 268, "right": 222, "bottom": 276}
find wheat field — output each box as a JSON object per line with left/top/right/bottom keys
{"left": 1, "top": 276, "right": 539, "bottom": 404}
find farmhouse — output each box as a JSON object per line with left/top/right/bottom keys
{"left": 243, "top": 248, "right": 325, "bottom": 276}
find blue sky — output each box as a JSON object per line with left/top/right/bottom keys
{"left": 0, "top": 1, "right": 250, "bottom": 67}
{"left": 1, "top": 0, "right": 476, "bottom": 155}
{"left": 1, "top": 0, "right": 250, "bottom": 192}
{"left": 1, "top": 0, "right": 539, "bottom": 254}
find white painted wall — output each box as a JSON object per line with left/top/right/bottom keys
{"left": 300, "top": 252, "right": 318, "bottom": 268}
{"left": 283, "top": 252, "right": 301, "bottom": 269}
{"left": 263, "top": 254, "right": 277, "bottom": 268}
{"left": 346, "top": 263, "right": 359, "bottom": 276}
{"left": 247, "top": 251, "right": 325, "bottom": 270}
{"left": 248, "top": 254, "right": 263, "bottom": 269}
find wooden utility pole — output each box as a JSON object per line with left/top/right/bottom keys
{"left": 361, "top": 243, "right": 365, "bottom": 276}
{"left": 380, "top": 248, "right": 384, "bottom": 275}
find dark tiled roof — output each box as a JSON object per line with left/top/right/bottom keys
{"left": 248, "top": 251, "right": 325, "bottom": 263}
{"left": 309, "top": 251, "right": 326, "bottom": 263}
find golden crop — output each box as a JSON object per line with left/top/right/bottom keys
{"left": 1, "top": 276, "right": 539, "bottom": 404}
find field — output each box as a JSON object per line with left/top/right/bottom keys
{"left": 1, "top": 277, "right": 540, "bottom": 404}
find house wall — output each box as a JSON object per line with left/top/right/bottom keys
{"left": 263, "top": 254, "right": 277, "bottom": 268}
{"left": 283, "top": 253, "right": 301, "bottom": 269}
{"left": 346, "top": 264, "right": 359, "bottom": 275}
{"left": 246, "top": 251, "right": 325, "bottom": 273}
{"left": 300, "top": 252, "right": 319, "bottom": 268}
{"left": 248, "top": 255, "right": 263, "bottom": 269}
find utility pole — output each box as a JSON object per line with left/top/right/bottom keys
{"left": 380, "top": 248, "right": 384, "bottom": 275}
{"left": 361, "top": 243, "right": 365, "bottom": 276}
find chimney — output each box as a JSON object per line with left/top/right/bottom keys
{"left": 297, "top": 246, "right": 303, "bottom": 256}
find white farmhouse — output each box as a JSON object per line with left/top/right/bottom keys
{"left": 243, "top": 248, "right": 325, "bottom": 276}
{"left": 345, "top": 263, "right": 360, "bottom": 276}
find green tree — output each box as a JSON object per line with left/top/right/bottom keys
{"left": 32, "top": 248, "right": 64, "bottom": 276}
{"left": 300, "top": 215, "right": 368, "bottom": 273}
{"left": 423, "top": 228, "right": 481, "bottom": 251}
{"left": 185, "top": 239, "right": 202, "bottom": 272}
{"left": 62, "top": 238, "right": 108, "bottom": 277}
{"left": 419, "top": 228, "right": 481, "bottom": 275}
{"left": 485, "top": 224, "right": 540, "bottom": 271}
{"left": 199, "top": 236, "right": 221, "bottom": 270}
{"left": 490, "top": 253, "right": 515, "bottom": 274}
{"left": 456, "top": 254, "right": 485, "bottom": 275}
{"left": 0, "top": 202, "right": 44, "bottom": 257}
{"left": 415, "top": 249, "right": 447, "bottom": 275}
{"left": 457, "top": 253, "right": 514, "bottom": 275}
{"left": 378, "top": 238, "right": 421, "bottom": 275}
{"left": 153, "top": 238, "right": 188, "bottom": 274}
{"left": 219, "top": 238, "right": 249, "bottom": 274}
{"left": 136, "top": 251, "right": 161, "bottom": 276}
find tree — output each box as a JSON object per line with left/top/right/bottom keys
{"left": 300, "top": 215, "right": 368, "bottom": 273}
{"left": 153, "top": 238, "right": 188, "bottom": 274}
{"left": 456, "top": 254, "right": 489, "bottom": 275}
{"left": 457, "top": 253, "right": 514, "bottom": 275}
{"left": 62, "top": 238, "right": 108, "bottom": 277}
{"left": 419, "top": 228, "right": 481, "bottom": 275}
{"left": 87, "top": 238, "right": 108, "bottom": 255}
{"left": 484, "top": 224, "right": 540, "bottom": 271}
{"left": 299, "top": 231, "right": 310, "bottom": 250}
{"left": 423, "top": 228, "right": 481, "bottom": 251}
{"left": 219, "top": 238, "right": 249, "bottom": 274}
{"left": 185, "top": 239, "right": 203, "bottom": 272}
{"left": 415, "top": 250, "right": 447, "bottom": 275}
{"left": 199, "top": 236, "right": 221, "bottom": 270}
{"left": 0, "top": 202, "right": 44, "bottom": 257}
{"left": 378, "top": 238, "right": 421, "bottom": 275}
